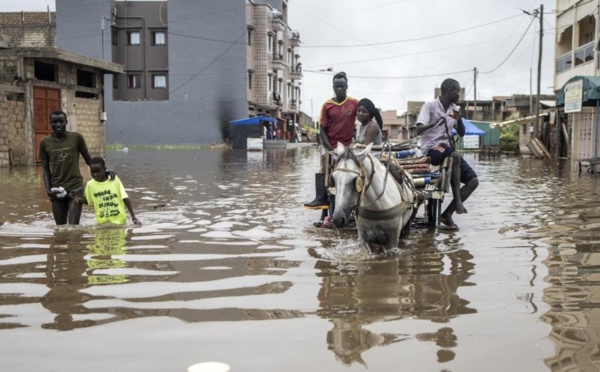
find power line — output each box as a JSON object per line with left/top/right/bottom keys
{"left": 293, "top": 0, "right": 406, "bottom": 12}
{"left": 305, "top": 69, "right": 473, "bottom": 80}
{"left": 302, "top": 14, "right": 521, "bottom": 48}
{"left": 168, "top": 31, "right": 244, "bottom": 45}
{"left": 304, "top": 33, "right": 530, "bottom": 69}
{"left": 479, "top": 16, "right": 535, "bottom": 74}
{"left": 292, "top": 0, "right": 439, "bottom": 71}
{"left": 169, "top": 31, "right": 245, "bottom": 95}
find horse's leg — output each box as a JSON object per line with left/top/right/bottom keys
{"left": 386, "top": 221, "right": 402, "bottom": 251}
{"left": 400, "top": 220, "right": 411, "bottom": 239}
{"left": 357, "top": 229, "right": 372, "bottom": 253}
{"left": 400, "top": 209, "right": 414, "bottom": 239}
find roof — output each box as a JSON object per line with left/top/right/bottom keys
{"left": 490, "top": 112, "right": 550, "bottom": 128}
{"left": 0, "top": 47, "right": 124, "bottom": 74}
{"left": 555, "top": 75, "right": 600, "bottom": 107}
{"left": 540, "top": 100, "right": 556, "bottom": 108}
{"left": 452, "top": 117, "right": 485, "bottom": 136}
{"left": 230, "top": 116, "right": 277, "bottom": 125}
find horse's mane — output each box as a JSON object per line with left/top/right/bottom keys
{"left": 338, "top": 145, "right": 415, "bottom": 194}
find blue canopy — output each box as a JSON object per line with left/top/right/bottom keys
{"left": 230, "top": 116, "right": 277, "bottom": 125}
{"left": 452, "top": 117, "right": 485, "bottom": 136}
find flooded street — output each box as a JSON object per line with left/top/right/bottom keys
{"left": 1, "top": 146, "right": 600, "bottom": 371}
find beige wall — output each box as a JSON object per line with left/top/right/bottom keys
{"left": 0, "top": 55, "right": 107, "bottom": 167}
{"left": 0, "top": 12, "right": 56, "bottom": 48}
{"left": 0, "top": 96, "right": 26, "bottom": 167}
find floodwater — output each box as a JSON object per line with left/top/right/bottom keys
{"left": 1, "top": 147, "right": 600, "bottom": 372}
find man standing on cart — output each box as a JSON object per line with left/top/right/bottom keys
{"left": 303, "top": 72, "right": 358, "bottom": 227}
{"left": 416, "top": 78, "right": 479, "bottom": 230}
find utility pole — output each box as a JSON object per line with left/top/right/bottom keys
{"left": 535, "top": 4, "right": 543, "bottom": 138}
{"left": 473, "top": 67, "right": 477, "bottom": 120}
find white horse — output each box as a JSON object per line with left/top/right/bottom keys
{"left": 331, "top": 143, "right": 416, "bottom": 252}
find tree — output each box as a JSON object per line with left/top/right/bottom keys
{"left": 499, "top": 124, "right": 519, "bottom": 153}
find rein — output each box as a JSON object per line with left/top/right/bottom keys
{"left": 334, "top": 146, "right": 409, "bottom": 220}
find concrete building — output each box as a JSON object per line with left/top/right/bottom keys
{"left": 554, "top": 0, "right": 600, "bottom": 161}
{"left": 0, "top": 12, "right": 122, "bottom": 167}
{"left": 380, "top": 110, "right": 406, "bottom": 142}
{"left": 55, "top": 0, "right": 302, "bottom": 147}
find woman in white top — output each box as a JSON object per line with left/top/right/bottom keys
{"left": 356, "top": 98, "right": 383, "bottom": 145}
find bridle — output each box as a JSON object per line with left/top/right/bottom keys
{"left": 333, "top": 147, "right": 409, "bottom": 219}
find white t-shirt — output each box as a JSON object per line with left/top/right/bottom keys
{"left": 416, "top": 98, "right": 459, "bottom": 155}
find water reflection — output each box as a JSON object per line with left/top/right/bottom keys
{"left": 316, "top": 245, "right": 475, "bottom": 367}
{"left": 3, "top": 150, "right": 600, "bottom": 371}
{"left": 508, "top": 159, "right": 600, "bottom": 371}
{"left": 42, "top": 230, "right": 91, "bottom": 331}
{"left": 541, "top": 193, "right": 600, "bottom": 371}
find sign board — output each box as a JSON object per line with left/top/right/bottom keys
{"left": 565, "top": 79, "right": 583, "bottom": 113}
{"left": 463, "top": 135, "right": 480, "bottom": 149}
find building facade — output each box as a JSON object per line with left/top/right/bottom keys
{"left": 0, "top": 12, "right": 122, "bottom": 167}
{"left": 554, "top": 0, "right": 600, "bottom": 161}
{"left": 56, "top": 0, "right": 302, "bottom": 147}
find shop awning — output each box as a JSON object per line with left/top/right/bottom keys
{"left": 452, "top": 118, "right": 485, "bottom": 136}
{"left": 230, "top": 116, "right": 277, "bottom": 125}
{"left": 555, "top": 75, "right": 600, "bottom": 107}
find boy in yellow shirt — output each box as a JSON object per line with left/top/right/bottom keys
{"left": 77, "top": 157, "right": 141, "bottom": 225}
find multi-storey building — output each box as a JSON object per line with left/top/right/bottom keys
{"left": 554, "top": 0, "right": 600, "bottom": 160}
{"left": 554, "top": 0, "right": 597, "bottom": 90}
{"left": 56, "top": 0, "right": 302, "bottom": 147}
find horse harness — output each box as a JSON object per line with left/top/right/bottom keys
{"left": 333, "top": 147, "right": 413, "bottom": 221}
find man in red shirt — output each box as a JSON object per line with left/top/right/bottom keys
{"left": 304, "top": 72, "right": 358, "bottom": 222}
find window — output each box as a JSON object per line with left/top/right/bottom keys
{"left": 152, "top": 74, "right": 167, "bottom": 89}
{"left": 268, "top": 74, "right": 273, "bottom": 92}
{"left": 34, "top": 61, "right": 56, "bottom": 82}
{"left": 247, "top": 27, "right": 254, "bottom": 46}
{"left": 111, "top": 29, "right": 118, "bottom": 45}
{"left": 77, "top": 69, "right": 95, "bottom": 88}
{"left": 287, "top": 48, "right": 294, "bottom": 65}
{"left": 127, "top": 31, "right": 140, "bottom": 46}
{"left": 113, "top": 74, "right": 119, "bottom": 89}
{"left": 127, "top": 74, "right": 142, "bottom": 88}
{"left": 152, "top": 31, "right": 166, "bottom": 46}
{"left": 268, "top": 34, "right": 274, "bottom": 52}
{"left": 248, "top": 70, "right": 253, "bottom": 90}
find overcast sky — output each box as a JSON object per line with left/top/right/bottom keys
{"left": 4, "top": 0, "right": 557, "bottom": 118}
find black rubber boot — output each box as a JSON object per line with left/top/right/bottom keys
{"left": 304, "top": 173, "right": 329, "bottom": 210}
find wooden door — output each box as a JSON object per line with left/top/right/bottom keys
{"left": 34, "top": 87, "right": 61, "bottom": 162}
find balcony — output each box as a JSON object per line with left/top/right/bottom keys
{"left": 556, "top": 52, "right": 572, "bottom": 74}
{"left": 272, "top": 53, "right": 286, "bottom": 70}
{"left": 289, "top": 30, "right": 300, "bottom": 47}
{"left": 290, "top": 99, "right": 297, "bottom": 108}
{"left": 574, "top": 41, "right": 594, "bottom": 66}
{"left": 272, "top": 13, "right": 285, "bottom": 32}
{"left": 289, "top": 63, "right": 302, "bottom": 79}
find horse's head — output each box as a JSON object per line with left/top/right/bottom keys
{"left": 331, "top": 143, "right": 373, "bottom": 227}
